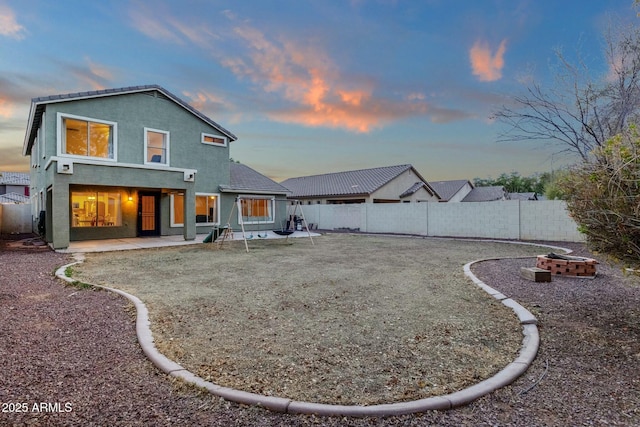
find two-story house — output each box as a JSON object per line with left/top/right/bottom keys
{"left": 23, "top": 85, "right": 287, "bottom": 249}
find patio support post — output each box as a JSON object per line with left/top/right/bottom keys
{"left": 51, "top": 182, "right": 71, "bottom": 249}
{"left": 183, "top": 185, "right": 196, "bottom": 241}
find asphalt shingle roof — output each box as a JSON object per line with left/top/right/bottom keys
{"left": 428, "top": 180, "right": 471, "bottom": 202}
{"left": 225, "top": 163, "right": 290, "bottom": 195}
{"left": 0, "top": 172, "right": 29, "bottom": 186}
{"left": 280, "top": 164, "right": 421, "bottom": 198}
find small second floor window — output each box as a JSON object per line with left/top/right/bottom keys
{"left": 63, "top": 116, "right": 114, "bottom": 159}
{"left": 145, "top": 128, "right": 169, "bottom": 165}
{"left": 201, "top": 133, "right": 227, "bottom": 147}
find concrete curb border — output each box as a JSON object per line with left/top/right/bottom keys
{"left": 55, "top": 240, "right": 572, "bottom": 416}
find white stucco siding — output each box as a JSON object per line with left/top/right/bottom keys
{"left": 371, "top": 169, "right": 438, "bottom": 202}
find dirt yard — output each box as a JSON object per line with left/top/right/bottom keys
{"left": 71, "top": 234, "right": 549, "bottom": 406}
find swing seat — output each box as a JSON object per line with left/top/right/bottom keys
{"left": 273, "top": 230, "right": 294, "bottom": 236}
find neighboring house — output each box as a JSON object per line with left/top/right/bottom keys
{"left": 0, "top": 171, "right": 30, "bottom": 204}
{"left": 0, "top": 193, "right": 30, "bottom": 204}
{"left": 428, "top": 179, "right": 473, "bottom": 202}
{"left": 461, "top": 185, "right": 510, "bottom": 202}
{"left": 509, "top": 192, "right": 540, "bottom": 201}
{"left": 221, "top": 162, "right": 291, "bottom": 228}
{"left": 22, "top": 85, "right": 285, "bottom": 249}
{"left": 280, "top": 164, "right": 440, "bottom": 204}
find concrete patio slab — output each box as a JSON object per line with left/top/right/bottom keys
{"left": 56, "top": 231, "right": 319, "bottom": 253}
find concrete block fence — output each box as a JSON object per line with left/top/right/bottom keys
{"left": 292, "top": 200, "right": 584, "bottom": 242}
{"left": 0, "top": 203, "right": 32, "bottom": 234}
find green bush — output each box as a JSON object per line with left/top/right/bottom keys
{"left": 560, "top": 125, "right": 640, "bottom": 266}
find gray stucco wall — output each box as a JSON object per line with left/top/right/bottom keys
{"left": 29, "top": 90, "right": 233, "bottom": 248}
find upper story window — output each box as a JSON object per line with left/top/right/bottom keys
{"left": 145, "top": 128, "right": 170, "bottom": 165}
{"left": 59, "top": 113, "right": 116, "bottom": 160}
{"left": 201, "top": 133, "right": 227, "bottom": 147}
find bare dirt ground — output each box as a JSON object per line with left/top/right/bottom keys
{"left": 1, "top": 233, "right": 638, "bottom": 426}
{"left": 72, "top": 234, "right": 547, "bottom": 406}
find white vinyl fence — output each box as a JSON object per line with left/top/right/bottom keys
{"left": 0, "top": 203, "right": 32, "bottom": 234}
{"left": 291, "top": 200, "right": 584, "bottom": 242}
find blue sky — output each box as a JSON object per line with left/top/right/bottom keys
{"left": 0, "top": 0, "right": 635, "bottom": 182}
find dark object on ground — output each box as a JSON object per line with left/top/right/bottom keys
{"left": 520, "top": 267, "right": 551, "bottom": 282}
{"left": 37, "top": 210, "right": 45, "bottom": 236}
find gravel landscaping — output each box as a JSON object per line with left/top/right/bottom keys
{"left": 1, "top": 233, "right": 638, "bottom": 426}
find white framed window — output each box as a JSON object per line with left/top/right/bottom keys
{"left": 171, "top": 193, "right": 220, "bottom": 227}
{"left": 71, "top": 191, "right": 122, "bottom": 227}
{"left": 239, "top": 196, "right": 274, "bottom": 224}
{"left": 170, "top": 193, "right": 184, "bottom": 227}
{"left": 196, "top": 193, "right": 219, "bottom": 225}
{"left": 201, "top": 133, "right": 227, "bottom": 147}
{"left": 145, "top": 128, "right": 170, "bottom": 165}
{"left": 32, "top": 134, "right": 39, "bottom": 167}
{"left": 57, "top": 113, "right": 117, "bottom": 161}
{"left": 41, "top": 111, "right": 46, "bottom": 159}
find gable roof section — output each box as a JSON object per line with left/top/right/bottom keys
{"left": 428, "top": 179, "right": 472, "bottom": 201}
{"left": 0, "top": 172, "right": 30, "bottom": 186}
{"left": 399, "top": 182, "right": 427, "bottom": 198}
{"left": 461, "top": 186, "right": 508, "bottom": 202}
{"left": 0, "top": 193, "right": 30, "bottom": 204}
{"left": 222, "top": 162, "right": 290, "bottom": 195}
{"left": 281, "top": 164, "right": 439, "bottom": 199}
{"left": 23, "top": 85, "right": 237, "bottom": 156}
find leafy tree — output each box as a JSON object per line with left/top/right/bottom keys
{"left": 559, "top": 125, "right": 640, "bottom": 265}
{"left": 543, "top": 169, "right": 570, "bottom": 200}
{"left": 493, "top": 24, "right": 640, "bottom": 163}
{"left": 473, "top": 171, "right": 550, "bottom": 194}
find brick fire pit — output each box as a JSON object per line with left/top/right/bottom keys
{"left": 536, "top": 253, "right": 598, "bottom": 277}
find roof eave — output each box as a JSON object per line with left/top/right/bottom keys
{"left": 407, "top": 166, "right": 441, "bottom": 199}
{"left": 219, "top": 186, "right": 289, "bottom": 196}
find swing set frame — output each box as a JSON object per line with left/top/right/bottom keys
{"left": 218, "top": 196, "right": 314, "bottom": 252}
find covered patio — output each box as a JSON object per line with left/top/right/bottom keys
{"left": 56, "top": 230, "right": 319, "bottom": 253}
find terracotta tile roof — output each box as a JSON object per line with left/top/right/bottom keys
{"left": 0, "top": 172, "right": 29, "bottom": 186}
{"left": 428, "top": 179, "right": 471, "bottom": 201}
{"left": 0, "top": 193, "right": 30, "bottom": 204}
{"left": 281, "top": 164, "right": 435, "bottom": 199}
{"left": 461, "top": 186, "right": 508, "bottom": 202}
{"left": 399, "top": 182, "right": 427, "bottom": 198}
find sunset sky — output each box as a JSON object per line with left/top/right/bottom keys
{"left": 0, "top": 0, "right": 635, "bottom": 182}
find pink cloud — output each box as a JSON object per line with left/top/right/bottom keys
{"left": 0, "top": 97, "right": 13, "bottom": 118}
{"left": 70, "top": 58, "right": 114, "bottom": 90}
{"left": 222, "top": 24, "right": 439, "bottom": 132}
{"left": 128, "top": 3, "right": 186, "bottom": 45}
{"left": 470, "top": 39, "right": 507, "bottom": 82}
{"left": 0, "top": 4, "right": 25, "bottom": 39}
{"left": 127, "top": 6, "right": 473, "bottom": 131}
